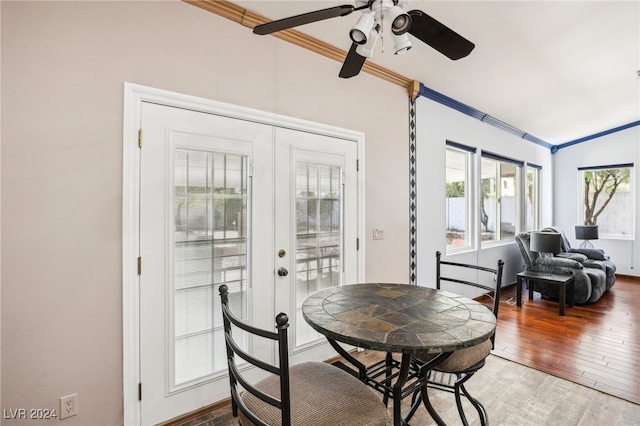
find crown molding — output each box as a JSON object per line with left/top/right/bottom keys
{"left": 555, "top": 120, "right": 640, "bottom": 150}
{"left": 182, "top": 0, "right": 415, "bottom": 97}
{"left": 183, "top": 1, "right": 637, "bottom": 151}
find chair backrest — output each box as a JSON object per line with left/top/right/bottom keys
{"left": 435, "top": 251, "right": 504, "bottom": 345}
{"left": 219, "top": 284, "right": 291, "bottom": 426}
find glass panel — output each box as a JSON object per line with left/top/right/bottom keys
{"left": 295, "top": 162, "right": 342, "bottom": 347}
{"left": 499, "top": 163, "right": 517, "bottom": 239}
{"left": 481, "top": 157, "right": 521, "bottom": 244}
{"left": 445, "top": 148, "right": 471, "bottom": 250}
{"left": 173, "top": 149, "right": 248, "bottom": 388}
{"left": 481, "top": 158, "right": 498, "bottom": 242}
{"left": 525, "top": 167, "right": 539, "bottom": 232}
{"left": 581, "top": 167, "right": 633, "bottom": 237}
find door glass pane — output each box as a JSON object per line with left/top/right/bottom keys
{"left": 173, "top": 149, "right": 248, "bottom": 388}
{"left": 295, "top": 163, "right": 342, "bottom": 346}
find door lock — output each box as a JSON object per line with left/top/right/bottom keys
{"left": 277, "top": 267, "right": 289, "bottom": 277}
{"left": 278, "top": 249, "right": 286, "bottom": 258}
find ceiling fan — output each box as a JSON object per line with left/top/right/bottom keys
{"left": 253, "top": 0, "right": 475, "bottom": 79}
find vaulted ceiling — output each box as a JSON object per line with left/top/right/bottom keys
{"left": 228, "top": 1, "right": 639, "bottom": 145}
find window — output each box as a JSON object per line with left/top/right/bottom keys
{"left": 445, "top": 142, "right": 475, "bottom": 251}
{"left": 578, "top": 164, "right": 634, "bottom": 238}
{"left": 481, "top": 152, "right": 522, "bottom": 243}
{"left": 525, "top": 164, "right": 541, "bottom": 232}
{"left": 444, "top": 143, "right": 530, "bottom": 250}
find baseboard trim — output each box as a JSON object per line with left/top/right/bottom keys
{"left": 615, "top": 273, "right": 640, "bottom": 281}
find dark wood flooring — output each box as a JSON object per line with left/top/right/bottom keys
{"left": 492, "top": 274, "right": 640, "bottom": 405}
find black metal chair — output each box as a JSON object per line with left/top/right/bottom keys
{"left": 219, "top": 284, "right": 390, "bottom": 426}
{"left": 406, "top": 251, "right": 504, "bottom": 426}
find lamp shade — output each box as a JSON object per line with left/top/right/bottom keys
{"left": 350, "top": 12, "right": 375, "bottom": 45}
{"left": 530, "top": 231, "right": 562, "bottom": 254}
{"left": 575, "top": 225, "right": 599, "bottom": 240}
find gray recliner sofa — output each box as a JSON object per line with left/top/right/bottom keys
{"left": 515, "top": 232, "right": 608, "bottom": 304}
{"left": 542, "top": 226, "right": 616, "bottom": 290}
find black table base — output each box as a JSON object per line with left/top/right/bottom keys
{"left": 328, "top": 339, "right": 453, "bottom": 425}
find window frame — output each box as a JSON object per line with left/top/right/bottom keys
{"left": 577, "top": 163, "right": 634, "bottom": 239}
{"left": 445, "top": 141, "right": 476, "bottom": 253}
{"left": 480, "top": 151, "right": 524, "bottom": 246}
{"left": 525, "top": 163, "right": 541, "bottom": 232}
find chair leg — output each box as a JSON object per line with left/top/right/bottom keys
{"left": 419, "top": 385, "right": 446, "bottom": 426}
{"left": 453, "top": 381, "right": 470, "bottom": 426}
{"left": 407, "top": 368, "right": 488, "bottom": 426}
{"left": 231, "top": 396, "right": 238, "bottom": 417}
{"left": 403, "top": 389, "right": 422, "bottom": 423}
{"left": 450, "top": 371, "right": 488, "bottom": 426}
{"left": 459, "top": 382, "right": 488, "bottom": 426}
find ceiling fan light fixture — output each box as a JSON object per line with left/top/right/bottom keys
{"left": 355, "top": 24, "right": 380, "bottom": 58}
{"left": 393, "top": 32, "right": 412, "bottom": 55}
{"left": 350, "top": 12, "right": 375, "bottom": 45}
{"left": 387, "top": 6, "right": 412, "bottom": 35}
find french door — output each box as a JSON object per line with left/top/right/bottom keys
{"left": 273, "top": 127, "right": 360, "bottom": 366}
{"left": 136, "top": 101, "right": 360, "bottom": 425}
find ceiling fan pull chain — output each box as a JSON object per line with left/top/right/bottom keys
{"left": 379, "top": 8, "right": 385, "bottom": 53}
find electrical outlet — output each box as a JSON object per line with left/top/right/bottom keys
{"left": 60, "top": 394, "right": 78, "bottom": 419}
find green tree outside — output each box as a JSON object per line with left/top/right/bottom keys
{"left": 583, "top": 168, "right": 630, "bottom": 226}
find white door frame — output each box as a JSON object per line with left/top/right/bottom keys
{"left": 122, "top": 83, "right": 365, "bottom": 425}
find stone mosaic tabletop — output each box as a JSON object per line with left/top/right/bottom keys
{"left": 302, "top": 283, "right": 496, "bottom": 355}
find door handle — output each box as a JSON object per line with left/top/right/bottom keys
{"left": 277, "top": 267, "right": 289, "bottom": 277}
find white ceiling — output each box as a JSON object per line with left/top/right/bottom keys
{"left": 234, "top": 0, "right": 640, "bottom": 145}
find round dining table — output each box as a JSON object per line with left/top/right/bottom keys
{"left": 302, "top": 283, "right": 497, "bottom": 426}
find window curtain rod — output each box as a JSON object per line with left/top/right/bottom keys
{"left": 577, "top": 163, "right": 634, "bottom": 171}
{"left": 446, "top": 140, "right": 476, "bottom": 153}
{"left": 481, "top": 150, "right": 524, "bottom": 166}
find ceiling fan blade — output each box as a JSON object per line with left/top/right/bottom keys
{"left": 254, "top": 5, "right": 355, "bottom": 35}
{"left": 339, "top": 43, "right": 367, "bottom": 79}
{"left": 407, "top": 10, "right": 475, "bottom": 60}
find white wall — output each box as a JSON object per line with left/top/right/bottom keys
{"left": 1, "top": 1, "right": 409, "bottom": 424}
{"left": 415, "top": 96, "right": 554, "bottom": 292}
{"left": 553, "top": 126, "right": 640, "bottom": 276}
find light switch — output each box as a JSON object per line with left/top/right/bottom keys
{"left": 373, "top": 227, "right": 384, "bottom": 240}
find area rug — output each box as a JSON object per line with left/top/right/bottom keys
{"left": 444, "top": 355, "right": 639, "bottom": 426}
{"left": 189, "top": 355, "right": 639, "bottom": 426}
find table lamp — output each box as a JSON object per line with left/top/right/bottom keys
{"left": 575, "top": 225, "right": 598, "bottom": 248}
{"left": 530, "top": 231, "right": 562, "bottom": 255}
{"left": 530, "top": 231, "right": 562, "bottom": 276}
